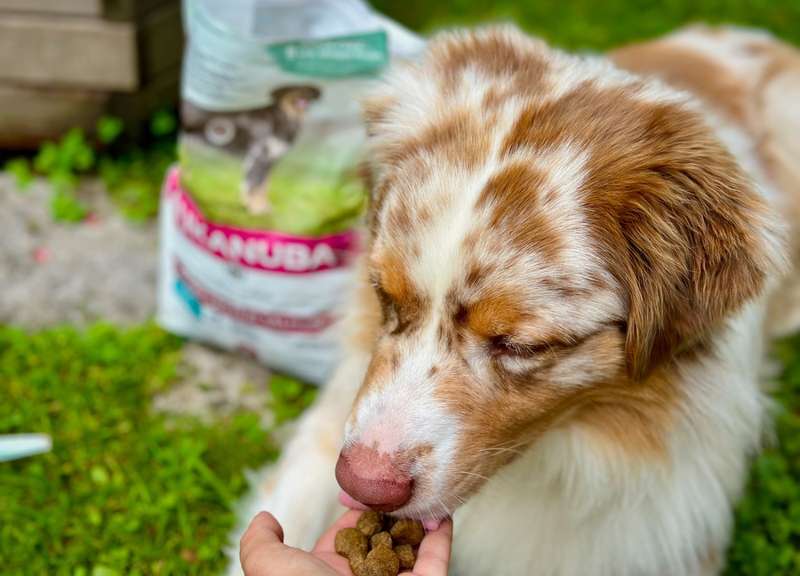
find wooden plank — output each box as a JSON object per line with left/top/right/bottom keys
{"left": 0, "top": 14, "right": 138, "bottom": 90}
{"left": 104, "top": 0, "right": 174, "bottom": 21}
{"left": 137, "top": 2, "right": 183, "bottom": 80}
{"left": 0, "top": 0, "right": 102, "bottom": 17}
{"left": 0, "top": 84, "right": 108, "bottom": 149}
{"left": 0, "top": 65, "right": 179, "bottom": 148}
{"left": 0, "top": 0, "right": 173, "bottom": 20}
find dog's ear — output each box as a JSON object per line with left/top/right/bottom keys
{"left": 362, "top": 93, "right": 397, "bottom": 139}
{"left": 599, "top": 112, "right": 784, "bottom": 380}
{"left": 359, "top": 92, "right": 403, "bottom": 236}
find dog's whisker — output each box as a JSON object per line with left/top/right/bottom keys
{"left": 434, "top": 494, "right": 453, "bottom": 517}
{"left": 453, "top": 470, "right": 491, "bottom": 481}
{"left": 477, "top": 446, "right": 523, "bottom": 457}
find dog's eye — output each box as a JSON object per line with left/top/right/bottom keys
{"left": 489, "top": 336, "right": 549, "bottom": 358}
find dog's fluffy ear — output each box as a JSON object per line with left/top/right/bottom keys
{"left": 359, "top": 92, "right": 394, "bottom": 190}
{"left": 359, "top": 90, "right": 404, "bottom": 235}
{"left": 600, "top": 113, "right": 784, "bottom": 380}
{"left": 362, "top": 93, "right": 398, "bottom": 140}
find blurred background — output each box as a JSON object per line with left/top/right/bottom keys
{"left": 1, "top": 1, "right": 799, "bottom": 575}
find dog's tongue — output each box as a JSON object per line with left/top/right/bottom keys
{"left": 338, "top": 490, "right": 443, "bottom": 531}
{"left": 339, "top": 490, "right": 368, "bottom": 511}
{"left": 421, "top": 517, "right": 443, "bottom": 530}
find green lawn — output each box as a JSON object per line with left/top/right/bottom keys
{"left": 2, "top": 1, "right": 800, "bottom": 574}
{"left": 0, "top": 325, "right": 277, "bottom": 575}
{"left": 373, "top": 0, "right": 800, "bottom": 50}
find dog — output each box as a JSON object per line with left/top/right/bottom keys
{"left": 232, "top": 25, "right": 800, "bottom": 576}
{"left": 182, "top": 85, "right": 321, "bottom": 214}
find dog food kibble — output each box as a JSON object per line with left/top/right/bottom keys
{"left": 394, "top": 544, "right": 416, "bottom": 570}
{"left": 349, "top": 558, "right": 369, "bottom": 576}
{"left": 334, "top": 527, "right": 369, "bottom": 561}
{"left": 389, "top": 518, "right": 425, "bottom": 546}
{"left": 365, "top": 546, "right": 401, "bottom": 576}
{"left": 337, "top": 511, "right": 425, "bottom": 576}
{"left": 357, "top": 510, "right": 385, "bottom": 536}
{"left": 371, "top": 531, "right": 393, "bottom": 549}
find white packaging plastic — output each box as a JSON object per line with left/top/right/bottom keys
{"left": 157, "top": 0, "right": 423, "bottom": 384}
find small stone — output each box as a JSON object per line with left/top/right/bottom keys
{"left": 335, "top": 527, "right": 368, "bottom": 561}
{"left": 371, "top": 531, "right": 393, "bottom": 549}
{"left": 389, "top": 518, "right": 425, "bottom": 546}
{"left": 32, "top": 247, "right": 50, "bottom": 264}
{"left": 364, "top": 546, "right": 400, "bottom": 576}
{"left": 394, "top": 544, "right": 416, "bottom": 570}
{"left": 357, "top": 510, "right": 385, "bottom": 536}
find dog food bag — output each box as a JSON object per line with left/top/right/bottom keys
{"left": 157, "top": 0, "right": 423, "bottom": 383}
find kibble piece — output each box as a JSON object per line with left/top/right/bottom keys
{"left": 370, "top": 531, "right": 393, "bottom": 549}
{"left": 350, "top": 557, "right": 370, "bottom": 576}
{"left": 334, "top": 527, "right": 368, "bottom": 561}
{"left": 389, "top": 518, "right": 425, "bottom": 546}
{"left": 364, "top": 546, "right": 400, "bottom": 576}
{"left": 357, "top": 510, "right": 385, "bottom": 536}
{"left": 394, "top": 544, "right": 416, "bottom": 570}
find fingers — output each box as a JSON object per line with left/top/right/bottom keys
{"left": 241, "top": 511, "right": 345, "bottom": 576}
{"left": 310, "top": 510, "right": 365, "bottom": 576}
{"left": 239, "top": 512, "right": 287, "bottom": 575}
{"left": 312, "top": 509, "right": 364, "bottom": 553}
{"left": 401, "top": 517, "right": 453, "bottom": 576}
{"left": 242, "top": 511, "right": 285, "bottom": 548}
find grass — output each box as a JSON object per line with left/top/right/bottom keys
{"left": 373, "top": 0, "right": 800, "bottom": 50}
{"left": 4, "top": 112, "right": 177, "bottom": 224}
{"left": 724, "top": 335, "right": 800, "bottom": 575}
{"left": 0, "top": 324, "right": 279, "bottom": 575}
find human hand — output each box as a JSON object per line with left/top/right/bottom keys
{"left": 240, "top": 508, "right": 453, "bottom": 576}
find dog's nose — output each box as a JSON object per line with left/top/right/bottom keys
{"left": 335, "top": 444, "right": 413, "bottom": 512}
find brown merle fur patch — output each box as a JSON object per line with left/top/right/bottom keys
{"left": 477, "top": 161, "right": 564, "bottom": 263}
{"left": 611, "top": 41, "right": 750, "bottom": 124}
{"left": 428, "top": 27, "right": 550, "bottom": 96}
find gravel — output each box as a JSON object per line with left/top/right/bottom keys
{"left": 0, "top": 175, "right": 157, "bottom": 328}
{"left": 0, "top": 174, "right": 274, "bottom": 421}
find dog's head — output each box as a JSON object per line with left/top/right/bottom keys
{"left": 335, "top": 27, "right": 783, "bottom": 521}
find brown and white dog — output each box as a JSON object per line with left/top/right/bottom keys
{"left": 232, "top": 25, "right": 800, "bottom": 576}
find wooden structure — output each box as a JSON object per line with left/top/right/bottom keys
{"left": 0, "top": 0, "right": 183, "bottom": 147}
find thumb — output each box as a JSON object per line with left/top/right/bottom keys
{"left": 240, "top": 512, "right": 286, "bottom": 574}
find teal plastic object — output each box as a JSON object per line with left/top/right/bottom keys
{"left": 0, "top": 434, "right": 52, "bottom": 462}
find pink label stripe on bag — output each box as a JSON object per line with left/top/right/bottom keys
{"left": 166, "top": 168, "right": 359, "bottom": 275}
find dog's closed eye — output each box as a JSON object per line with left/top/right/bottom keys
{"left": 488, "top": 336, "right": 553, "bottom": 358}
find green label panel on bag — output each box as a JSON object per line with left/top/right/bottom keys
{"left": 268, "top": 31, "right": 388, "bottom": 77}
